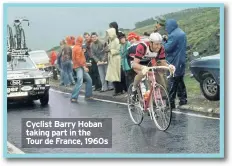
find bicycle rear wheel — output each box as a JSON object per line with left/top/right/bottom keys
{"left": 127, "top": 83, "right": 144, "bottom": 125}
{"left": 150, "top": 83, "right": 172, "bottom": 131}
{"left": 7, "top": 25, "right": 14, "bottom": 49}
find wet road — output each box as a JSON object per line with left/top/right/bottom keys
{"left": 7, "top": 89, "right": 220, "bottom": 154}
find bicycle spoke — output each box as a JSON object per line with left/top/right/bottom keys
{"left": 127, "top": 84, "right": 144, "bottom": 125}
{"left": 151, "top": 83, "right": 172, "bottom": 131}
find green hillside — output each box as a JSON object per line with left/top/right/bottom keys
{"left": 125, "top": 7, "right": 220, "bottom": 58}
{"left": 48, "top": 7, "right": 220, "bottom": 59}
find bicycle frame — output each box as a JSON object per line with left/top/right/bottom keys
{"left": 140, "top": 66, "right": 173, "bottom": 112}
{"left": 141, "top": 71, "right": 155, "bottom": 112}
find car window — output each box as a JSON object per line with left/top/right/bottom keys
{"left": 29, "top": 51, "right": 49, "bottom": 63}
{"left": 7, "top": 56, "right": 37, "bottom": 70}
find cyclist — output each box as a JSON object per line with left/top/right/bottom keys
{"left": 127, "top": 32, "right": 175, "bottom": 99}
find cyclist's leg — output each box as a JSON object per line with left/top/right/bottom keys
{"left": 132, "top": 72, "right": 143, "bottom": 89}
{"left": 130, "top": 71, "right": 145, "bottom": 103}
{"left": 155, "top": 71, "right": 168, "bottom": 97}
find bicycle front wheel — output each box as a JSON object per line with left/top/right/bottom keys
{"left": 127, "top": 83, "right": 144, "bottom": 125}
{"left": 150, "top": 83, "right": 172, "bottom": 131}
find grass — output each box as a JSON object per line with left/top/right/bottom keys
{"left": 183, "top": 75, "right": 220, "bottom": 110}
{"left": 184, "top": 75, "right": 201, "bottom": 97}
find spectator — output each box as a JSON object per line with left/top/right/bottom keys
{"left": 71, "top": 36, "right": 93, "bottom": 103}
{"left": 70, "top": 36, "right": 75, "bottom": 46}
{"left": 57, "top": 41, "right": 65, "bottom": 86}
{"left": 82, "top": 44, "right": 89, "bottom": 61}
{"left": 144, "top": 16, "right": 167, "bottom": 41}
{"left": 83, "top": 32, "right": 102, "bottom": 91}
{"left": 125, "top": 32, "right": 145, "bottom": 88}
{"left": 50, "top": 50, "right": 57, "bottom": 66}
{"left": 154, "top": 16, "right": 167, "bottom": 35}
{"left": 118, "top": 32, "right": 133, "bottom": 90}
{"left": 60, "top": 40, "right": 75, "bottom": 86}
{"left": 109, "top": 21, "right": 123, "bottom": 39}
{"left": 109, "top": 22, "right": 119, "bottom": 37}
{"left": 66, "top": 36, "right": 73, "bottom": 46}
{"left": 82, "top": 44, "right": 92, "bottom": 71}
{"left": 105, "top": 28, "right": 124, "bottom": 96}
{"left": 50, "top": 50, "right": 57, "bottom": 80}
{"left": 164, "top": 19, "right": 188, "bottom": 109}
{"left": 91, "top": 32, "right": 113, "bottom": 92}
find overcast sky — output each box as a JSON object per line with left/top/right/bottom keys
{"left": 7, "top": 7, "right": 187, "bottom": 50}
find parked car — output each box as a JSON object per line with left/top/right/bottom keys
{"left": 190, "top": 52, "right": 220, "bottom": 101}
{"left": 29, "top": 50, "right": 51, "bottom": 72}
{"left": 7, "top": 49, "right": 50, "bottom": 105}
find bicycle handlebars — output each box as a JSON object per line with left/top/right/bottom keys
{"left": 14, "top": 19, "right": 30, "bottom": 26}
{"left": 147, "top": 66, "right": 176, "bottom": 78}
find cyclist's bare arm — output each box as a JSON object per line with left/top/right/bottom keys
{"left": 157, "top": 59, "right": 169, "bottom": 67}
{"left": 132, "top": 57, "right": 144, "bottom": 74}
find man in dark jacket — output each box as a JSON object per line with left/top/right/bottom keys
{"left": 84, "top": 32, "right": 102, "bottom": 91}
{"left": 91, "top": 32, "right": 113, "bottom": 92}
{"left": 144, "top": 16, "right": 167, "bottom": 40}
{"left": 164, "top": 19, "right": 187, "bottom": 108}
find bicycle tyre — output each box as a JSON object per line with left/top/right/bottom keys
{"left": 7, "top": 25, "right": 14, "bottom": 49}
{"left": 127, "top": 83, "right": 144, "bottom": 125}
{"left": 14, "top": 26, "right": 20, "bottom": 49}
{"left": 14, "top": 36, "right": 17, "bottom": 49}
{"left": 150, "top": 83, "right": 172, "bottom": 131}
{"left": 7, "top": 25, "right": 10, "bottom": 49}
{"left": 20, "top": 28, "right": 27, "bottom": 49}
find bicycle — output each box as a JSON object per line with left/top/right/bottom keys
{"left": 13, "top": 19, "right": 29, "bottom": 50}
{"left": 127, "top": 66, "right": 175, "bottom": 131}
{"left": 7, "top": 24, "right": 14, "bottom": 51}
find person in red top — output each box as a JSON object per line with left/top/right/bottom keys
{"left": 49, "top": 50, "right": 58, "bottom": 80}
{"left": 50, "top": 50, "right": 57, "bottom": 66}
{"left": 71, "top": 36, "right": 93, "bottom": 103}
{"left": 127, "top": 32, "right": 175, "bottom": 99}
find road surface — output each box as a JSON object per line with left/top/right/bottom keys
{"left": 7, "top": 89, "right": 220, "bottom": 154}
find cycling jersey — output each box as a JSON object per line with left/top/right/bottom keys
{"left": 127, "top": 42, "right": 166, "bottom": 67}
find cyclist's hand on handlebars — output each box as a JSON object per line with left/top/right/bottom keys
{"left": 141, "top": 66, "right": 149, "bottom": 75}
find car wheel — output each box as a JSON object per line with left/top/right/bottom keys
{"left": 40, "top": 91, "right": 49, "bottom": 106}
{"left": 200, "top": 74, "right": 219, "bottom": 101}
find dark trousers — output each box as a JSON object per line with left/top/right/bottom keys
{"left": 88, "top": 58, "right": 102, "bottom": 89}
{"left": 125, "top": 69, "right": 136, "bottom": 89}
{"left": 168, "top": 76, "right": 187, "bottom": 105}
{"left": 113, "top": 67, "right": 127, "bottom": 93}
{"left": 52, "top": 66, "right": 58, "bottom": 80}
{"left": 120, "top": 68, "right": 127, "bottom": 92}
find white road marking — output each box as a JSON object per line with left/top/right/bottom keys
{"left": 50, "top": 89, "right": 220, "bottom": 120}
{"left": 6, "top": 88, "right": 219, "bottom": 154}
{"left": 171, "top": 110, "right": 219, "bottom": 120}
{"left": 50, "top": 89, "right": 71, "bottom": 95}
